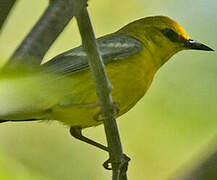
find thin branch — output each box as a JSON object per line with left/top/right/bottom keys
{"left": 0, "top": 0, "right": 16, "bottom": 33}
{"left": 5, "top": 0, "right": 75, "bottom": 68}
{"left": 74, "top": 0, "right": 128, "bottom": 179}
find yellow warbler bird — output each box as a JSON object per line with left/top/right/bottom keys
{"left": 0, "top": 16, "right": 213, "bottom": 149}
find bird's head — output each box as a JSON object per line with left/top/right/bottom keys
{"left": 118, "top": 16, "right": 213, "bottom": 67}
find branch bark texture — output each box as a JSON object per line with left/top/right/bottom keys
{"left": 74, "top": 0, "right": 128, "bottom": 179}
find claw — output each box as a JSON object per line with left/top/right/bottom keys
{"left": 103, "top": 158, "right": 112, "bottom": 170}
{"left": 94, "top": 101, "right": 120, "bottom": 122}
{"left": 120, "top": 154, "right": 131, "bottom": 175}
{"left": 112, "top": 101, "right": 120, "bottom": 116}
{"left": 102, "top": 154, "right": 130, "bottom": 171}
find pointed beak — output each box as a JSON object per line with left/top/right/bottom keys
{"left": 185, "top": 39, "right": 214, "bottom": 51}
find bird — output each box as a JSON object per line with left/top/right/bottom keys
{"left": 0, "top": 16, "right": 213, "bottom": 151}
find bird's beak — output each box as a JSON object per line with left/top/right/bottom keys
{"left": 185, "top": 39, "right": 214, "bottom": 51}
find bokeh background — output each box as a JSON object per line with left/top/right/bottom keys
{"left": 0, "top": 0, "right": 216, "bottom": 179}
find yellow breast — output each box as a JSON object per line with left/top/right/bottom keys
{"left": 50, "top": 46, "right": 158, "bottom": 128}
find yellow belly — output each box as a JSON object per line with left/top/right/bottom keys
{"left": 50, "top": 48, "right": 158, "bottom": 128}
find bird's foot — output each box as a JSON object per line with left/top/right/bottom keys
{"left": 102, "top": 153, "right": 131, "bottom": 171}
{"left": 94, "top": 101, "right": 120, "bottom": 122}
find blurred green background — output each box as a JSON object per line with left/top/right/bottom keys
{"left": 0, "top": 0, "right": 216, "bottom": 179}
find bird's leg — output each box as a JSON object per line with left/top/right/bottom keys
{"left": 70, "top": 126, "right": 114, "bottom": 170}
{"left": 70, "top": 126, "right": 113, "bottom": 169}
{"left": 94, "top": 101, "right": 120, "bottom": 121}
{"left": 70, "top": 126, "right": 108, "bottom": 152}
{"left": 70, "top": 124, "right": 130, "bottom": 171}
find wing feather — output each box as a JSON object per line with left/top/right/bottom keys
{"left": 43, "top": 33, "right": 142, "bottom": 74}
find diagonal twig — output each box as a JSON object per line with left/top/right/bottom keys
{"left": 5, "top": 0, "right": 76, "bottom": 68}
{"left": 169, "top": 136, "right": 217, "bottom": 180}
{"left": 0, "top": 0, "right": 16, "bottom": 33}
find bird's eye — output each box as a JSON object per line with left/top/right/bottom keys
{"left": 161, "top": 28, "right": 180, "bottom": 42}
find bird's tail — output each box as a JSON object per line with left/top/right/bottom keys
{"left": 0, "top": 118, "right": 41, "bottom": 124}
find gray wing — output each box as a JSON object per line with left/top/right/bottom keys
{"left": 42, "top": 33, "right": 142, "bottom": 74}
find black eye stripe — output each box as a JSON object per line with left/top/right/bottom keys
{"left": 161, "top": 28, "right": 185, "bottom": 43}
